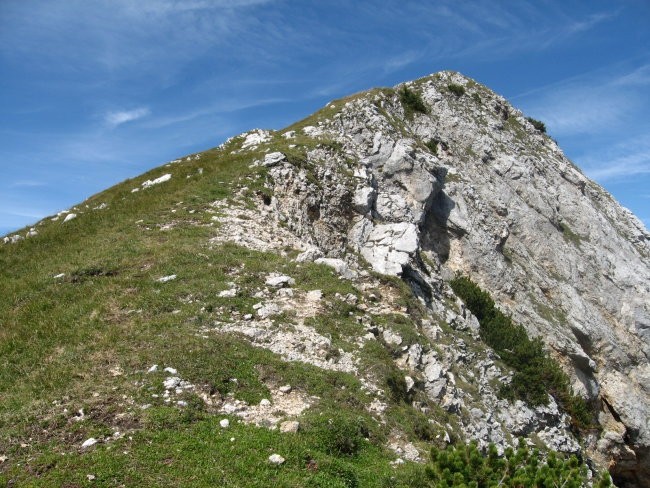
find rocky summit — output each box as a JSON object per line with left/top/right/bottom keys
{"left": 1, "top": 71, "right": 648, "bottom": 487}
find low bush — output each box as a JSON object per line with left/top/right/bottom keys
{"left": 449, "top": 276, "right": 596, "bottom": 430}
{"left": 306, "top": 459, "right": 359, "bottom": 488}
{"left": 424, "top": 440, "right": 607, "bottom": 488}
{"left": 304, "top": 410, "right": 372, "bottom": 456}
{"left": 385, "top": 369, "right": 412, "bottom": 404}
{"left": 526, "top": 116, "right": 547, "bottom": 133}
{"left": 399, "top": 86, "right": 428, "bottom": 118}
{"left": 447, "top": 83, "right": 465, "bottom": 96}
{"left": 425, "top": 139, "right": 438, "bottom": 154}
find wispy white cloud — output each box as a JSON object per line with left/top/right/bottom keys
{"left": 416, "top": 3, "right": 616, "bottom": 61}
{"left": 104, "top": 107, "right": 150, "bottom": 128}
{"left": 143, "top": 97, "right": 288, "bottom": 129}
{"left": 565, "top": 12, "right": 616, "bottom": 35}
{"left": 382, "top": 51, "right": 422, "bottom": 74}
{"left": 526, "top": 86, "right": 635, "bottom": 135}
{"left": 0, "top": 0, "right": 275, "bottom": 77}
{"left": 580, "top": 136, "right": 650, "bottom": 182}
{"left": 9, "top": 180, "right": 47, "bottom": 188}
{"left": 611, "top": 63, "right": 650, "bottom": 86}
{"left": 0, "top": 208, "right": 48, "bottom": 219}
{"left": 518, "top": 63, "right": 650, "bottom": 136}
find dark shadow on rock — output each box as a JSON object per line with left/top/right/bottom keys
{"left": 402, "top": 263, "right": 434, "bottom": 308}
{"left": 420, "top": 189, "right": 458, "bottom": 263}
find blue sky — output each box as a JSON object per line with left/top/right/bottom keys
{"left": 1, "top": 0, "right": 649, "bottom": 236}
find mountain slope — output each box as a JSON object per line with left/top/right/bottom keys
{"left": 1, "top": 71, "right": 648, "bottom": 487}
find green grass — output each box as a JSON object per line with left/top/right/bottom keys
{"left": 0, "top": 75, "right": 610, "bottom": 485}
{"left": 0, "top": 132, "right": 448, "bottom": 486}
{"left": 0, "top": 413, "right": 419, "bottom": 487}
{"left": 559, "top": 222, "right": 585, "bottom": 247}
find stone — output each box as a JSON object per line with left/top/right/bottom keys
{"left": 265, "top": 274, "right": 295, "bottom": 288}
{"left": 426, "top": 379, "right": 447, "bottom": 399}
{"left": 278, "top": 385, "right": 292, "bottom": 394}
{"left": 257, "top": 303, "right": 281, "bottom": 319}
{"left": 382, "top": 329, "right": 403, "bottom": 346}
{"left": 141, "top": 173, "right": 171, "bottom": 188}
{"left": 147, "top": 364, "right": 158, "bottom": 373}
{"left": 314, "top": 258, "right": 357, "bottom": 279}
{"left": 276, "top": 288, "right": 293, "bottom": 297}
{"left": 262, "top": 152, "right": 287, "bottom": 167}
{"left": 424, "top": 362, "right": 444, "bottom": 382}
{"left": 241, "top": 129, "right": 271, "bottom": 149}
{"left": 163, "top": 377, "right": 181, "bottom": 389}
{"left": 81, "top": 438, "right": 98, "bottom": 448}
{"left": 352, "top": 186, "right": 375, "bottom": 214}
{"left": 296, "top": 247, "right": 323, "bottom": 262}
{"left": 360, "top": 222, "right": 418, "bottom": 275}
{"left": 306, "top": 290, "right": 323, "bottom": 301}
{"left": 220, "top": 419, "right": 230, "bottom": 428}
{"left": 268, "top": 454, "right": 285, "bottom": 465}
{"left": 279, "top": 421, "right": 300, "bottom": 433}
{"left": 218, "top": 288, "right": 238, "bottom": 297}
{"left": 63, "top": 213, "right": 77, "bottom": 223}
{"left": 157, "top": 275, "right": 177, "bottom": 283}
{"left": 164, "top": 367, "right": 177, "bottom": 374}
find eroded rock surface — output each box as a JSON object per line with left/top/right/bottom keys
{"left": 250, "top": 71, "right": 649, "bottom": 486}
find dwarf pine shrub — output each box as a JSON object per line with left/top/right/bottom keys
{"left": 447, "top": 83, "right": 466, "bottom": 96}
{"left": 399, "top": 86, "right": 428, "bottom": 118}
{"left": 449, "top": 276, "right": 595, "bottom": 430}
{"left": 526, "top": 116, "right": 547, "bottom": 133}
{"left": 425, "top": 440, "right": 608, "bottom": 488}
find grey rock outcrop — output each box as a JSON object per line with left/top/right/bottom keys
{"left": 236, "top": 71, "right": 650, "bottom": 486}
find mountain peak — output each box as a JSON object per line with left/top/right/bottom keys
{"left": 2, "top": 73, "right": 648, "bottom": 487}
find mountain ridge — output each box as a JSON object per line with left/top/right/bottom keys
{"left": 1, "top": 71, "right": 648, "bottom": 487}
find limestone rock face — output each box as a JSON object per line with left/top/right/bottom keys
{"left": 260, "top": 71, "right": 649, "bottom": 486}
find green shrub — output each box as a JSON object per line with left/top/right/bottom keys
{"left": 425, "top": 441, "right": 593, "bottom": 487}
{"left": 385, "top": 369, "right": 411, "bottom": 404}
{"left": 304, "top": 410, "right": 371, "bottom": 456}
{"left": 526, "top": 116, "right": 547, "bottom": 133}
{"left": 449, "top": 276, "right": 596, "bottom": 430}
{"left": 399, "top": 86, "right": 428, "bottom": 118}
{"left": 425, "top": 138, "right": 448, "bottom": 155}
{"left": 387, "top": 405, "right": 439, "bottom": 443}
{"left": 447, "top": 84, "right": 465, "bottom": 96}
{"left": 425, "top": 139, "right": 438, "bottom": 154}
{"left": 306, "top": 459, "right": 359, "bottom": 488}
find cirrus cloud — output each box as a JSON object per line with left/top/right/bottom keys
{"left": 104, "top": 107, "right": 150, "bottom": 128}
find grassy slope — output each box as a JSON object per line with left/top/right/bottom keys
{"left": 0, "top": 124, "right": 442, "bottom": 486}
